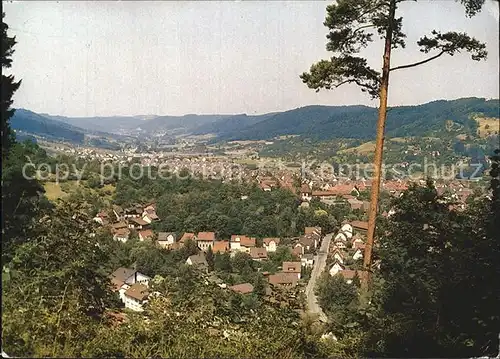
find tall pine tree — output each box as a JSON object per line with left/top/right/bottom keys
{"left": 300, "top": 0, "right": 489, "bottom": 288}
{"left": 1, "top": 12, "right": 21, "bottom": 159}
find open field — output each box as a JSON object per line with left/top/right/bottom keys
{"left": 476, "top": 117, "right": 499, "bottom": 137}
{"left": 43, "top": 181, "right": 116, "bottom": 202}
{"left": 389, "top": 137, "right": 408, "bottom": 143}
{"left": 234, "top": 158, "right": 259, "bottom": 166}
{"left": 43, "top": 182, "right": 70, "bottom": 201}
{"left": 338, "top": 141, "right": 376, "bottom": 155}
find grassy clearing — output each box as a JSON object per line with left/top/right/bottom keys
{"left": 476, "top": 117, "right": 499, "bottom": 137}
{"left": 338, "top": 141, "right": 376, "bottom": 155}
{"left": 43, "top": 182, "right": 69, "bottom": 201}
{"left": 234, "top": 158, "right": 259, "bottom": 166}
{"left": 389, "top": 137, "right": 408, "bottom": 143}
{"left": 43, "top": 180, "right": 116, "bottom": 202}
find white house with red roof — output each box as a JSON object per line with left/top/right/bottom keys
{"left": 196, "top": 231, "right": 216, "bottom": 251}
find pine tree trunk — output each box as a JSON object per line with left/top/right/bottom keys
{"left": 362, "top": 0, "right": 397, "bottom": 290}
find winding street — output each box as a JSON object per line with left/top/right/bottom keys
{"left": 305, "top": 232, "right": 333, "bottom": 323}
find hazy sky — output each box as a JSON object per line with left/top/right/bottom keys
{"left": 3, "top": 0, "right": 499, "bottom": 117}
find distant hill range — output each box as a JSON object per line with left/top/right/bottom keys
{"left": 11, "top": 109, "right": 87, "bottom": 144}
{"left": 10, "top": 109, "right": 135, "bottom": 149}
{"left": 215, "top": 97, "right": 499, "bottom": 141}
{"left": 11, "top": 97, "right": 499, "bottom": 145}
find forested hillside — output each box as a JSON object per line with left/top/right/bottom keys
{"left": 191, "top": 113, "right": 277, "bottom": 136}
{"left": 219, "top": 98, "right": 499, "bottom": 141}
{"left": 10, "top": 109, "right": 86, "bottom": 143}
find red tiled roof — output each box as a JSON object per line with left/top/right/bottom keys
{"left": 354, "top": 242, "right": 366, "bottom": 250}
{"left": 111, "top": 277, "right": 125, "bottom": 291}
{"left": 130, "top": 217, "right": 148, "bottom": 226}
{"left": 144, "top": 203, "right": 156, "bottom": 210}
{"left": 124, "top": 283, "right": 149, "bottom": 301}
{"left": 242, "top": 236, "right": 256, "bottom": 247}
{"left": 111, "top": 221, "right": 128, "bottom": 231}
{"left": 339, "top": 269, "right": 357, "bottom": 280}
{"left": 260, "top": 183, "right": 272, "bottom": 190}
{"left": 180, "top": 232, "right": 195, "bottom": 243}
{"left": 351, "top": 235, "right": 364, "bottom": 244}
{"left": 263, "top": 237, "right": 280, "bottom": 246}
{"left": 312, "top": 191, "right": 337, "bottom": 197}
{"left": 144, "top": 210, "right": 159, "bottom": 220}
{"left": 268, "top": 272, "right": 298, "bottom": 287}
{"left": 298, "top": 234, "right": 317, "bottom": 248}
{"left": 342, "top": 194, "right": 356, "bottom": 200}
{"left": 301, "top": 184, "right": 312, "bottom": 193}
{"left": 250, "top": 247, "right": 268, "bottom": 259}
{"left": 282, "top": 261, "right": 301, "bottom": 274}
{"left": 229, "top": 283, "right": 254, "bottom": 294}
{"left": 197, "top": 232, "right": 215, "bottom": 241}
{"left": 338, "top": 269, "right": 369, "bottom": 281}
{"left": 114, "top": 228, "right": 130, "bottom": 237}
{"left": 170, "top": 242, "right": 183, "bottom": 250}
{"left": 331, "top": 248, "right": 345, "bottom": 257}
{"left": 354, "top": 245, "right": 365, "bottom": 252}
{"left": 212, "top": 240, "right": 230, "bottom": 253}
{"left": 230, "top": 235, "right": 256, "bottom": 247}
{"left": 383, "top": 181, "right": 408, "bottom": 191}
{"left": 304, "top": 226, "right": 321, "bottom": 235}
{"left": 139, "top": 229, "right": 154, "bottom": 239}
{"left": 313, "top": 185, "right": 355, "bottom": 197}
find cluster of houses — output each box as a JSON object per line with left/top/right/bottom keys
{"left": 109, "top": 258, "right": 306, "bottom": 312}
{"left": 299, "top": 179, "right": 477, "bottom": 212}
{"left": 184, "top": 253, "right": 304, "bottom": 294}
{"left": 328, "top": 221, "right": 370, "bottom": 284}
{"left": 180, "top": 227, "right": 323, "bottom": 292}
{"left": 257, "top": 174, "right": 295, "bottom": 192}
{"left": 180, "top": 226, "right": 322, "bottom": 266}
{"left": 107, "top": 226, "right": 325, "bottom": 312}
{"left": 177, "top": 232, "right": 280, "bottom": 260}
{"left": 93, "top": 203, "right": 160, "bottom": 242}
{"left": 110, "top": 267, "right": 152, "bottom": 312}
{"left": 299, "top": 183, "right": 374, "bottom": 211}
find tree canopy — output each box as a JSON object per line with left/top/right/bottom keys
{"left": 300, "top": 0, "right": 488, "bottom": 96}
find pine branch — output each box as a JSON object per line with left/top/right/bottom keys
{"left": 352, "top": 24, "right": 377, "bottom": 35}
{"left": 389, "top": 50, "right": 445, "bottom": 71}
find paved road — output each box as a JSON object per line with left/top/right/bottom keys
{"left": 305, "top": 232, "right": 333, "bottom": 323}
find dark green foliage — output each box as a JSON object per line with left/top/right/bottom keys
{"left": 253, "top": 274, "right": 267, "bottom": 297}
{"left": 192, "top": 113, "right": 276, "bottom": 136}
{"left": 1, "top": 142, "right": 51, "bottom": 262}
{"left": 2, "top": 203, "right": 116, "bottom": 356}
{"left": 356, "top": 179, "right": 500, "bottom": 357}
{"left": 1, "top": 12, "right": 20, "bottom": 159}
{"left": 316, "top": 272, "right": 358, "bottom": 316}
{"left": 214, "top": 252, "right": 232, "bottom": 272}
{"left": 206, "top": 245, "right": 215, "bottom": 271}
{"left": 416, "top": 30, "right": 487, "bottom": 61}
{"left": 113, "top": 170, "right": 305, "bottom": 239}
